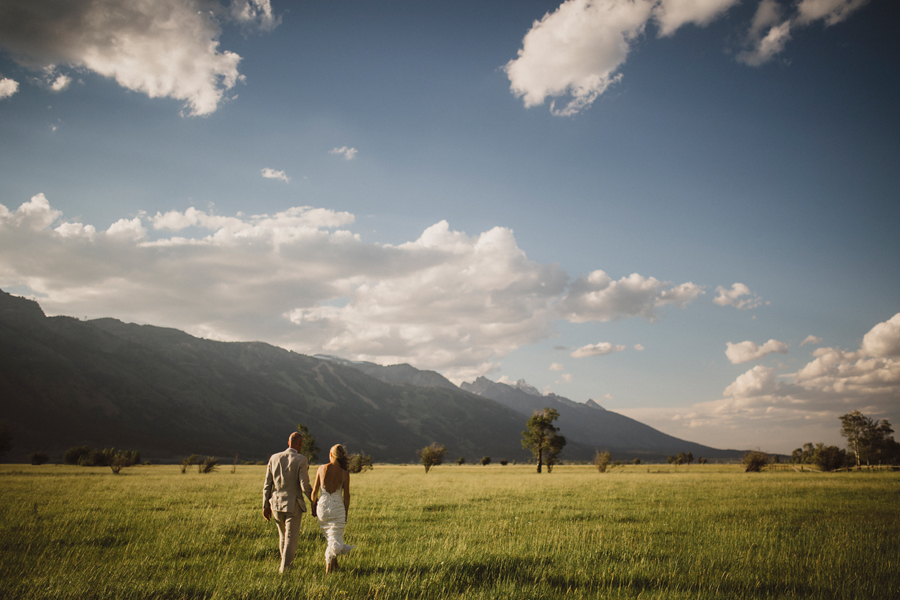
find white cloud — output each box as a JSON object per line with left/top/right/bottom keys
{"left": 261, "top": 168, "right": 290, "bottom": 183}
{"left": 571, "top": 342, "right": 626, "bottom": 358}
{"left": 230, "top": 0, "right": 280, "bottom": 31}
{"left": 503, "top": 0, "right": 654, "bottom": 116}
{"left": 713, "top": 282, "right": 764, "bottom": 309}
{"left": 558, "top": 270, "right": 702, "bottom": 323}
{"left": 621, "top": 312, "right": 900, "bottom": 453}
{"left": 795, "top": 0, "right": 870, "bottom": 27}
{"left": 634, "top": 343, "right": 645, "bottom": 351}
{"left": 738, "top": 0, "right": 869, "bottom": 66}
{"left": 860, "top": 313, "right": 900, "bottom": 359}
{"left": 49, "top": 73, "right": 71, "bottom": 92}
{"left": 725, "top": 339, "right": 788, "bottom": 364}
{"left": 653, "top": 0, "right": 740, "bottom": 37}
{"left": 330, "top": 146, "right": 358, "bottom": 160}
{"left": 561, "top": 373, "right": 574, "bottom": 382}
{"left": 0, "top": 77, "right": 19, "bottom": 100}
{"left": 549, "top": 362, "right": 565, "bottom": 371}
{"left": 800, "top": 335, "right": 822, "bottom": 347}
{"left": 0, "top": 0, "right": 248, "bottom": 116}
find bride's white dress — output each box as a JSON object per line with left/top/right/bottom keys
{"left": 317, "top": 486, "right": 354, "bottom": 564}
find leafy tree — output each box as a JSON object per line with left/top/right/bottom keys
{"left": 593, "top": 450, "right": 611, "bottom": 473}
{"left": 633, "top": 458, "right": 641, "bottom": 465}
{"left": 521, "top": 408, "right": 567, "bottom": 473}
{"left": 181, "top": 454, "right": 199, "bottom": 474}
{"left": 0, "top": 421, "right": 12, "bottom": 460}
{"left": 198, "top": 456, "right": 219, "bottom": 473}
{"left": 64, "top": 445, "right": 90, "bottom": 465}
{"left": 456, "top": 456, "right": 466, "bottom": 466}
{"left": 791, "top": 442, "right": 850, "bottom": 471}
{"left": 742, "top": 451, "right": 769, "bottom": 472}
{"left": 417, "top": 443, "right": 447, "bottom": 473}
{"left": 840, "top": 411, "right": 896, "bottom": 467}
{"left": 296, "top": 422, "right": 320, "bottom": 463}
{"left": 698, "top": 457, "right": 708, "bottom": 464}
{"left": 480, "top": 456, "right": 491, "bottom": 466}
{"left": 348, "top": 452, "right": 374, "bottom": 473}
{"left": 499, "top": 459, "right": 508, "bottom": 466}
{"left": 30, "top": 452, "right": 49, "bottom": 465}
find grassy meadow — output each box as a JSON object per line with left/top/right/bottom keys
{"left": 0, "top": 463, "right": 897, "bottom": 600}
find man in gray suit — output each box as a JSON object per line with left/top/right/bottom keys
{"left": 263, "top": 431, "right": 314, "bottom": 572}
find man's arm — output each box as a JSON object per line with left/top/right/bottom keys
{"left": 262, "top": 459, "right": 274, "bottom": 521}
{"left": 299, "top": 456, "right": 315, "bottom": 516}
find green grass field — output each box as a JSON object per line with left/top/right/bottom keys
{"left": 0, "top": 463, "right": 897, "bottom": 599}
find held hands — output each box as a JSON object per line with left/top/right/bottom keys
{"left": 263, "top": 505, "right": 271, "bottom": 522}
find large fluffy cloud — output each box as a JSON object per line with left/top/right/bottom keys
{"left": 0, "top": 0, "right": 276, "bottom": 115}
{"left": 1, "top": 194, "right": 701, "bottom": 382}
{"left": 507, "top": 0, "right": 872, "bottom": 113}
{"left": 557, "top": 270, "right": 702, "bottom": 322}
{"left": 725, "top": 338, "right": 788, "bottom": 364}
{"left": 624, "top": 312, "right": 900, "bottom": 452}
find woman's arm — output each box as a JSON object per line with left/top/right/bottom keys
{"left": 342, "top": 470, "right": 351, "bottom": 518}
{"left": 311, "top": 465, "right": 323, "bottom": 508}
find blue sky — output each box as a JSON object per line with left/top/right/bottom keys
{"left": 1, "top": 0, "right": 898, "bottom": 454}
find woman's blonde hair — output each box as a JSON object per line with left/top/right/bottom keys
{"left": 330, "top": 444, "right": 348, "bottom": 470}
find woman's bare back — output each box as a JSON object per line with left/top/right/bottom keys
{"left": 319, "top": 462, "right": 345, "bottom": 494}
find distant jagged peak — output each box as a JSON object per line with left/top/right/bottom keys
{"left": 512, "top": 379, "right": 543, "bottom": 397}
{"left": 584, "top": 398, "right": 607, "bottom": 411}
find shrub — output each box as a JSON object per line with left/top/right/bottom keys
{"left": 699, "top": 457, "right": 708, "bottom": 464}
{"left": 456, "top": 456, "right": 466, "bottom": 466}
{"left": 593, "top": 450, "right": 611, "bottom": 473}
{"left": 633, "top": 458, "right": 641, "bottom": 465}
{"left": 743, "top": 451, "right": 770, "bottom": 472}
{"left": 198, "top": 456, "right": 219, "bottom": 474}
{"left": 348, "top": 452, "right": 374, "bottom": 473}
{"left": 64, "top": 445, "right": 90, "bottom": 465}
{"left": 417, "top": 443, "right": 447, "bottom": 474}
{"left": 181, "top": 454, "right": 199, "bottom": 474}
{"left": 499, "top": 459, "right": 508, "bottom": 466}
{"left": 480, "top": 456, "right": 491, "bottom": 466}
{"left": 30, "top": 452, "right": 49, "bottom": 465}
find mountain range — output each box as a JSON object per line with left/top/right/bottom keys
{"left": 0, "top": 289, "right": 745, "bottom": 463}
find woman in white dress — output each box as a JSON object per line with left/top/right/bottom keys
{"left": 311, "top": 444, "right": 353, "bottom": 573}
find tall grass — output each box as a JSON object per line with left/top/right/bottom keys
{"left": 0, "top": 464, "right": 897, "bottom": 599}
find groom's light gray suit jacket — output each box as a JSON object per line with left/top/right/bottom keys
{"left": 263, "top": 448, "right": 312, "bottom": 515}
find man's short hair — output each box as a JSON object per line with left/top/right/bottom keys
{"left": 289, "top": 432, "right": 303, "bottom": 447}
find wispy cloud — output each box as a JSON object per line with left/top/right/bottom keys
{"left": 571, "top": 342, "right": 626, "bottom": 358}
{"left": 261, "top": 168, "right": 290, "bottom": 183}
{"left": 714, "top": 283, "right": 765, "bottom": 310}
{"left": 800, "top": 335, "right": 822, "bottom": 347}
{"left": 330, "top": 146, "right": 358, "bottom": 160}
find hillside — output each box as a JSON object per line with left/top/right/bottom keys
{"left": 0, "top": 290, "right": 534, "bottom": 463}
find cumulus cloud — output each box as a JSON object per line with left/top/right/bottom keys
{"left": 725, "top": 338, "right": 788, "bottom": 364}
{"left": 653, "top": 0, "right": 740, "bottom": 37}
{"left": 261, "top": 168, "right": 290, "bottom": 183}
{"left": 230, "top": 0, "right": 280, "bottom": 31}
{"left": 0, "top": 0, "right": 254, "bottom": 116}
{"left": 800, "top": 335, "right": 822, "bottom": 347}
{"left": 634, "top": 343, "right": 645, "bottom": 351}
{"left": 623, "top": 312, "right": 900, "bottom": 452}
{"left": 558, "top": 270, "right": 702, "bottom": 323}
{"left": 49, "top": 73, "right": 71, "bottom": 92}
{"left": 0, "top": 77, "right": 18, "bottom": 99}
{"left": 571, "top": 342, "right": 626, "bottom": 358}
{"left": 504, "top": 0, "right": 654, "bottom": 116}
{"left": 330, "top": 147, "right": 358, "bottom": 160}
{"left": 739, "top": 0, "right": 870, "bottom": 66}
{"left": 713, "top": 283, "right": 764, "bottom": 309}
{"left": 549, "top": 362, "right": 565, "bottom": 371}
{"left": 506, "top": 0, "right": 872, "bottom": 112}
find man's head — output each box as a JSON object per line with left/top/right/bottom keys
{"left": 289, "top": 432, "right": 303, "bottom": 451}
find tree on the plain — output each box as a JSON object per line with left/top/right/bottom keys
{"left": 481, "top": 456, "right": 491, "bottom": 466}
{"left": 417, "top": 443, "right": 447, "bottom": 473}
{"left": 840, "top": 410, "right": 896, "bottom": 467}
{"left": 593, "top": 450, "right": 611, "bottom": 473}
{"left": 521, "top": 407, "right": 567, "bottom": 474}
{"left": 296, "top": 421, "right": 321, "bottom": 463}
